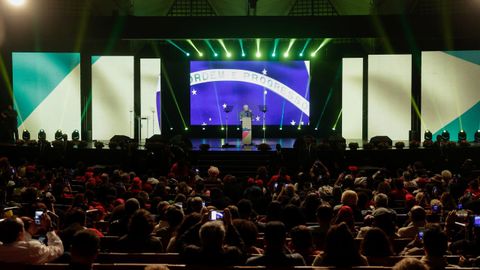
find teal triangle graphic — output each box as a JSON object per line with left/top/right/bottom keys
{"left": 433, "top": 101, "right": 480, "bottom": 141}
{"left": 91, "top": 56, "right": 101, "bottom": 65}
{"left": 444, "top": 51, "right": 480, "bottom": 66}
{"left": 13, "top": 52, "right": 80, "bottom": 126}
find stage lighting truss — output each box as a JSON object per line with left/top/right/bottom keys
{"left": 22, "top": 130, "right": 30, "bottom": 141}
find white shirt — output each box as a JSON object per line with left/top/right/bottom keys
{"left": 0, "top": 231, "right": 64, "bottom": 264}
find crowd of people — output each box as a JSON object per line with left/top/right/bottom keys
{"left": 0, "top": 151, "right": 479, "bottom": 270}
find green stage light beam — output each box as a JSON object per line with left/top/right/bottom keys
{"left": 332, "top": 109, "right": 343, "bottom": 130}
{"left": 167, "top": 40, "right": 190, "bottom": 56}
{"left": 283, "top": 39, "right": 296, "bottom": 58}
{"left": 271, "top": 38, "right": 279, "bottom": 57}
{"left": 205, "top": 40, "right": 218, "bottom": 57}
{"left": 74, "top": 0, "right": 92, "bottom": 51}
{"left": 187, "top": 39, "right": 203, "bottom": 57}
{"left": 104, "top": 16, "right": 127, "bottom": 54}
{"left": 218, "top": 39, "right": 231, "bottom": 58}
{"left": 299, "top": 38, "right": 311, "bottom": 57}
{"left": 256, "top": 39, "right": 261, "bottom": 58}
{"left": 0, "top": 55, "right": 24, "bottom": 127}
{"left": 239, "top": 39, "right": 246, "bottom": 57}
{"left": 161, "top": 62, "right": 187, "bottom": 129}
{"left": 311, "top": 38, "right": 332, "bottom": 57}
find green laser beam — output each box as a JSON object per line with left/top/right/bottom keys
{"left": 205, "top": 40, "right": 218, "bottom": 56}
{"left": 271, "top": 38, "right": 279, "bottom": 57}
{"left": 332, "top": 109, "right": 343, "bottom": 130}
{"left": 74, "top": 0, "right": 92, "bottom": 51}
{"left": 299, "top": 38, "right": 311, "bottom": 56}
{"left": 187, "top": 39, "right": 203, "bottom": 56}
{"left": 167, "top": 40, "right": 190, "bottom": 56}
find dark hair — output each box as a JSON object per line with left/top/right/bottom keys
{"left": 237, "top": 199, "right": 253, "bottom": 219}
{"left": 175, "top": 213, "right": 202, "bottom": 238}
{"left": 0, "top": 217, "right": 23, "bottom": 244}
{"left": 64, "top": 208, "right": 86, "bottom": 227}
{"left": 128, "top": 209, "right": 154, "bottom": 238}
{"left": 361, "top": 227, "right": 393, "bottom": 257}
{"left": 264, "top": 221, "right": 286, "bottom": 247}
{"left": 233, "top": 219, "right": 258, "bottom": 248}
{"left": 282, "top": 204, "right": 306, "bottom": 230}
{"left": 165, "top": 206, "right": 184, "bottom": 228}
{"left": 266, "top": 201, "right": 282, "bottom": 222}
{"left": 290, "top": 225, "right": 314, "bottom": 250}
{"left": 409, "top": 206, "right": 426, "bottom": 223}
{"left": 71, "top": 229, "right": 100, "bottom": 258}
{"left": 323, "top": 222, "right": 364, "bottom": 267}
{"left": 423, "top": 224, "right": 448, "bottom": 256}
{"left": 316, "top": 204, "right": 333, "bottom": 222}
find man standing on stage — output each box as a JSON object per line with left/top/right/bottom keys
{"left": 240, "top": 105, "right": 253, "bottom": 146}
{"left": 4, "top": 105, "right": 19, "bottom": 142}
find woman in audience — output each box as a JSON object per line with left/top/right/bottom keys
{"left": 289, "top": 225, "right": 320, "bottom": 264}
{"left": 166, "top": 212, "right": 202, "bottom": 252}
{"left": 312, "top": 222, "right": 368, "bottom": 267}
{"left": 360, "top": 227, "right": 394, "bottom": 266}
{"left": 232, "top": 219, "right": 263, "bottom": 255}
{"left": 114, "top": 209, "right": 163, "bottom": 252}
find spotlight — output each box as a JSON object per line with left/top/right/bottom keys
{"left": 8, "top": 0, "right": 26, "bottom": 7}
{"left": 458, "top": 130, "right": 467, "bottom": 142}
{"left": 221, "top": 127, "right": 225, "bottom": 131}
{"left": 170, "top": 127, "right": 173, "bottom": 130}
{"left": 255, "top": 52, "right": 261, "bottom": 58}
{"left": 184, "top": 127, "right": 189, "bottom": 131}
{"left": 72, "top": 130, "right": 80, "bottom": 141}
{"left": 214, "top": 53, "right": 218, "bottom": 57}
{"left": 22, "top": 130, "right": 30, "bottom": 141}
{"left": 475, "top": 130, "right": 480, "bottom": 143}
{"left": 185, "top": 53, "right": 190, "bottom": 57}
{"left": 424, "top": 130, "right": 432, "bottom": 141}
{"left": 299, "top": 53, "right": 304, "bottom": 57}
{"left": 55, "top": 130, "right": 63, "bottom": 141}
{"left": 314, "top": 127, "right": 318, "bottom": 131}
{"left": 226, "top": 52, "right": 232, "bottom": 58}
{"left": 38, "top": 129, "right": 46, "bottom": 141}
{"left": 241, "top": 53, "right": 246, "bottom": 57}
{"left": 442, "top": 130, "right": 450, "bottom": 141}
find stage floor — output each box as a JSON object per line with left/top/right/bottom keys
{"left": 189, "top": 138, "right": 296, "bottom": 151}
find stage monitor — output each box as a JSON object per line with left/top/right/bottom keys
{"left": 190, "top": 61, "right": 310, "bottom": 126}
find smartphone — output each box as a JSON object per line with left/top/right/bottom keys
{"left": 432, "top": 205, "right": 440, "bottom": 214}
{"left": 274, "top": 183, "right": 278, "bottom": 189}
{"left": 201, "top": 201, "right": 206, "bottom": 207}
{"left": 418, "top": 231, "right": 424, "bottom": 240}
{"left": 174, "top": 202, "right": 183, "bottom": 209}
{"left": 457, "top": 203, "right": 463, "bottom": 210}
{"left": 474, "top": 215, "right": 480, "bottom": 228}
{"left": 210, "top": 210, "right": 224, "bottom": 221}
{"left": 34, "top": 210, "right": 43, "bottom": 225}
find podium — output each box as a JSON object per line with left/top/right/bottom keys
{"left": 240, "top": 110, "right": 252, "bottom": 145}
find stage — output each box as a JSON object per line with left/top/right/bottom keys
{"left": 1, "top": 138, "right": 480, "bottom": 178}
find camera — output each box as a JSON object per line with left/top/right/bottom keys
{"left": 209, "top": 210, "right": 224, "bottom": 221}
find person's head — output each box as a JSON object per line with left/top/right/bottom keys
{"left": 361, "top": 227, "right": 393, "bottom": 257}
{"left": 423, "top": 224, "right": 448, "bottom": 257}
{"left": 334, "top": 205, "right": 355, "bottom": 230}
{"left": 441, "top": 170, "right": 452, "bottom": 181}
{"left": 128, "top": 209, "right": 155, "bottom": 238}
{"left": 323, "top": 222, "right": 360, "bottom": 266}
{"left": 144, "top": 265, "right": 170, "bottom": 270}
{"left": 187, "top": 197, "right": 203, "bottom": 214}
{"left": 237, "top": 199, "right": 253, "bottom": 220}
{"left": 372, "top": 207, "right": 396, "bottom": 237}
{"left": 165, "top": 206, "right": 184, "bottom": 229}
{"left": 392, "top": 257, "right": 428, "bottom": 270}
{"left": 266, "top": 201, "right": 282, "bottom": 222}
{"left": 199, "top": 221, "right": 225, "bottom": 249}
{"left": 125, "top": 198, "right": 140, "bottom": 216}
{"left": 290, "top": 225, "right": 314, "bottom": 252}
{"left": 264, "top": 221, "right": 286, "bottom": 250}
{"left": 316, "top": 204, "right": 333, "bottom": 224}
{"left": 64, "top": 208, "right": 86, "bottom": 227}
{"left": 341, "top": 190, "right": 358, "bottom": 207}
{"left": 374, "top": 193, "right": 389, "bottom": 208}
{"left": 70, "top": 229, "right": 100, "bottom": 265}
{"left": 243, "top": 104, "right": 249, "bottom": 111}
{"left": 208, "top": 166, "right": 220, "bottom": 178}
{"left": 282, "top": 204, "right": 306, "bottom": 230}
{"left": 0, "top": 217, "right": 24, "bottom": 243}
{"left": 232, "top": 219, "right": 258, "bottom": 248}
{"left": 409, "top": 206, "right": 426, "bottom": 224}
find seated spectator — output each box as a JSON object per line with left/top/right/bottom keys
{"left": 421, "top": 224, "right": 459, "bottom": 270}
{"left": 0, "top": 215, "right": 63, "bottom": 264}
{"left": 334, "top": 190, "right": 362, "bottom": 221}
{"left": 204, "top": 166, "right": 222, "bottom": 190}
{"left": 289, "top": 225, "right": 320, "bottom": 262}
{"left": 333, "top": 205, "right": 356, "bottom": 233}
{"left": 398, "top": 206, "right": 427, "bottom": 238}
{"left": 246, "top": 221, "right": 305, "bottom": 266}
{"left": 165, "top": 212, "right": 202, "bottom": 252}
{"left": 182, "top": 209, "right": 244, "bottom": 266}
{"left": 109, "top": 198, "right": 140, "bottom": 236}
{"left": 114, "top": 209, "right": 163, "bottom": 252}
{"left": 393, "top": 257, "right": 428, "bottom": 270}
{"left": 309, "top": 204, "right": 333, "bottom": 250}
{"left": 313, "top": 222, "right": 368, "bottom": 267}
{"left": 154, "top": 206, "right": 184, "bottom": 248}
{"left": 69, "top": 229, "right": 100, "bottom": 270}
{"left": 58, "top": 208, "right": 103, "bottom": 252}
{"left": 233, "top": 219, "right": 263, "bottom": 255}
{"left": 361, "top": 227, "right": 394, "bottom": 266}
{"left": 358, "top": 207, "right": 398, "bottom": 239}
{"left": 465, "top": 179, "right": 480, "bottom": 200}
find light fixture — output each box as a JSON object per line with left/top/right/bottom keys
{"left": 72, "top": 130, "right": 80, "bottom": 141}
{"left": 458, "top": 130, "right": 467, "bottom": 142}
{"left": 38, "top": 129, "right": 46, "bottom": 141}
{"left": 424, "top": 130, "right": 432, "bottom": 141}
{"left": 442, "top": 130, "right": 450, "bottom": 141}
{"left": 55, "top": 130, "right": 63, "bottom": 141}
{"left": 22, "top": 129, "right": 30, "bottom": 141}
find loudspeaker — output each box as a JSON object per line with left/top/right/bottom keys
{"left": 146, "top": 134, "right": 168, "bottom": 144}
{"left": 109, "top": 135, "right": 132, "bottom": 149}
{"left": 328, "top": 135, "right": 346, "bottom": 150}
{"left": 409, "top": 130, "right": 419, "bottom": 142}
{"left": 369, "top": 136, "right": 392, "bottom": 147}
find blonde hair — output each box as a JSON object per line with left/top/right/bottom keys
{"left": 341, "top": 190, "right": 358, "bottom": 207}
{"left": 208, "top": 166, "right": 220, "bottom": 177}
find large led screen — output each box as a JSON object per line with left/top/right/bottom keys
{"left": 190, "top": 61, "right": 310, "bottom": 126}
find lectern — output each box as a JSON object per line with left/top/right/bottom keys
{"left": 240, "top": 108, "right": 252, "bottom": 145}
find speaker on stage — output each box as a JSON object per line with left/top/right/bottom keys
{"left": 145, "top": 134, "right": 168, "bottom": 150}
{"left": 328, "top": 134, "right": 346, "bottom": 150}
{"left": 109, "top": 135, "right": 133, "bottom": 149}
{"left": 369, "top": 136, "right": 392, "bottom": 147}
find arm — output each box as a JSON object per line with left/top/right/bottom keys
{"left": 25, "top": 231, "right": 64, "bottom": 264}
